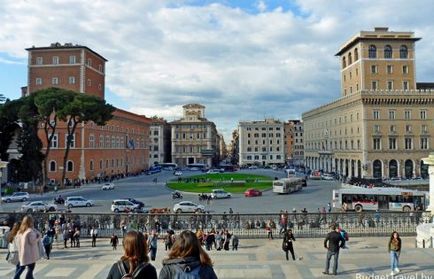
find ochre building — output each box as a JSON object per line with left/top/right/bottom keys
{"left": 27, "top": 43, "right": 151, "bottom": 184}
{"left": 302, "top": 27, "right": 433, "bottom": 179}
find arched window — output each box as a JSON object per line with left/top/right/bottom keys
{"left": 90, "top": 160, "right": 94, "bottom": 171}
{"left": 67, "top": 160, "right": 74, "bottom": 172}
{"left": 49, "top": 161, "right": 56, "bottom": 172}
{"left": 348, "top": 52, "right": 352, "bottom": 64}
{"left": 384, "top": 45, "right": 392, "bottom": 59}
{"left": 354, "top": 48, "right": 359, "bottom": 61}
{"left": 342, "top": 57, "right": 346, "bottom": 68}
{"left": 400, "top": 45, "right": 408, "bottom": 59}
{"left": 368, "top": 45, "right": 377, "bottom": 58}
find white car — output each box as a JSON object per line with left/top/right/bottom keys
{"left": 211, "top": 189, "right": 232, "bottom": 199}
{"left": 21, "top": 201, "right": 57, "bottom": 213}
{"left": 65, "top": 196, "right": 94, "bottom": 208}
{"left": 102, "top": 183, "right": 115, "bottom": 190}
{"left": 174, "top": 171, "right": 183, "bottom": 176}
{"left": 207, "top": 169, "right": 222, "bottom": 174}
{"left": 321, "top": 174, "right": 334, "bottom": 181}
{"left": 111, "top": 199, "right": 139, "bottom": 213}
{"left": 1, "top": 192, "right": 30, "bottom": 203}
{"left": 248, "top": 165, "right": 258, "bottom": 169}
{"left": 173, "top": 201, "right": 205, "bottom": 213}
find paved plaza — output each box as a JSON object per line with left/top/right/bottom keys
{"left": 1, "top": 236, "right": 433, "bottom": 279}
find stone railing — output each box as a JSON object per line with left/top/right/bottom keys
{"left": 0, "top": 211, "right": 431, "bottom": 239}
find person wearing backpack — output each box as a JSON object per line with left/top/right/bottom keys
{"left": 159, "top": 230, "right": 218, "bottom": 279}
{"left": 106, "top": 231, "right": 157, "bottom": 279}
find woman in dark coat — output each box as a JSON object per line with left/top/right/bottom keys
{"left": 282, "top": 229, "right": 296, "bottom": 261}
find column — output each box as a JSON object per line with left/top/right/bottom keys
{"left": 422, "top": 153, "right": 434, "bottom": 213}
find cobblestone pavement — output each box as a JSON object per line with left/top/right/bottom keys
{"left": 1, "top": 237, "right": 433, "bottom": 279}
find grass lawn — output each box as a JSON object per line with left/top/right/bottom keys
{"left": 167, "top": 173, "right": 273, "bottom": 193}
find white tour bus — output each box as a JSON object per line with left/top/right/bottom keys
{"left": 332, "top": 187, "right": 428, "bottom": 212}
{"left": 273, "top": 178, "right": 304, "bottom": 194}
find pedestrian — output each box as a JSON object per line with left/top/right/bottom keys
{"left": 164, "top": 231, "right": 173, "bottom": 251}
{"left": 282, "top": 229, "right": 296, "bottom": 261}
{"left": 327, "top": 202, "right": 332, "bottom": 213}
{"left": 6, "top": 222, "right": 21, "bottom": 272}
{"left": 266, "top": 219, "right": 274, "bottom": 240}
{"left": 14, "top": 216, "right": 42, "bottom": 279}
{"left": 323, "top": 224, "right": 345, "bottom": 276}
{"left": 215, "top": 231, "right": 222, "bottom": 251}
{"left": 73, "top": 228, "right": 80, "bottom": 248}
{"left": 231, "top": 234, "right": 239, "bottom": 251}
{"left": 159, "top": 230, "right": 218, "bottom": 279}
{"left": 42, "top": 232, "right": 53, "bottom": 259}
{"left": 106, "top": 231, "right": 157, "bottom": 279}
{"left": 90, "top": 227, "right": 98, "bottom": 247}
{"left": 223, "top": 229, "right": 231, "bottom": 251}
{"left": 110, "top": 233, "right": 119, "bottom": 250}
{"left": 148, "top": 231, "right": 158, "bottom": 261}
{"left": 389, "top": 231, "right": 401, "bottom": 276}
{"left": 62, "top": 228, "right": 69, "bottom": 248}
{"left": 205, "top": 230, "right": 215, "bottom": 251}
{"left": 69, "top": 226, "right": 75, "bottom": 247}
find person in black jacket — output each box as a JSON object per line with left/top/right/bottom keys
{"left": 159, "top": 230, "right": 218, "bottom": 279}
{"left": 282, "top": 229, "right": 296, "bottom": 260}
{"left": 106, "top": 231, "right": 157, "bottom": 279}
{"left": 323, "top": 224, "right": 345, "bottom": 275}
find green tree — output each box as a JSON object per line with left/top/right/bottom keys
{"left": 0, "top": 93, "right": 5, "bottom": 103}
{"left": 34, "top": 88, "right": 75, "bottom": 187}
{"left": 58, "top": 93, "right": 115, "bottom": 187}
{"left": 0, "top": 98, "right": 22, "bottom": 161}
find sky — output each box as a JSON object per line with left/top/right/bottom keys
{"left": 1, "top": 0, "right": 434, "bottom": 142}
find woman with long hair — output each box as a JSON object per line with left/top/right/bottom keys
{"left": 14, "top": 215, "right": 42, "bottom": 279}
{"left": 6, "top": 222, "right": 21, "bottom": 271}
{"left": 388, "top": 231, "right": 402, "bottom": 276}
{"left": 106, "top": 231, "right": 157, "bottom": 279}
{"left": 159, "top": 230, "right": 218, "bottom": 279}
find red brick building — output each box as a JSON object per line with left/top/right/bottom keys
{"left": 27, "top": 43, "right": 151, "bottom": 184}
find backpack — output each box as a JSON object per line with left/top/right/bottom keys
{"left": 174, "top": 265, "right": 201, "bottom": 279}
{"left": 117, "top": 261, "right": 148, "bottom": 279}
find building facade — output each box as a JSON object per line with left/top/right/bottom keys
{"left": 284, "top": 120, "right": 304, "bottom": 166}
{"left": 149, "top": 119, "right": 171, "bottom": 166}
{"left": 170, "top": 104, "right": 219, "bottom": 167}
{"left": 238, "top": 119, "right": 285, "bottom": 166}
{"left": 27, "top": 43, "right": 151, "bottom": 184}
{"left": 303, "top": 27, "right": 433, "bottom": 179}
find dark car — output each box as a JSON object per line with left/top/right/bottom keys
{"left": 124, "top": 198, "right": 144, "bottom": 208}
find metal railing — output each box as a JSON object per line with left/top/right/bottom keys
{"left": 0, "top": 211, "right": 431, "bottom": 239}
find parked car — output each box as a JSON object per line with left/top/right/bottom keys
{"left": 173, "top": 171, "right": 183, "bottom": 176}
{"left": 124, "top": 198, "right": 145, "bottom": 208}
{"left": 244, "top": 188, "right": 262, "bottom": 197}
{"left": 111, "top": 199, "right": 139, "bottom": 213}
{"left": 65, "top": 196, "right": 94, "bottom": 208}
{"left": 248, "top": 165, "right": 258, "bottom": 169}
{"left": 173, "top": 201, "right": 205, "bottom": 213}
{"left": 211, "top": 189, "right": 232, "bottom": 199}
{"left": 21, "top": 201, "right": 57, "bottom": 213}
{"left": 101, "top": 183, "right": 115, "bottom": 190}
{"left": 321, "top": 174, "right": 334, "bottom": 181}
{"left": 1, "top": 192, "right": 30, "bottom": 203}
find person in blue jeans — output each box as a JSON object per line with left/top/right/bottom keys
{"left": 323, "top": 224, "right": 345, "bottom": 276}
{"left": 148, "top": 231, "right": 158, "bottom": 261}
{"left": 388, "top": 231, "right": 401, "bottom": 276}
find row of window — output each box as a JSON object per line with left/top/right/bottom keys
{"left": 372, "top": 137, "right": 429, "bottom": 150}
{"left": 246, "top": 147, "right": 281, "bottom": 152}
{"left": 373, "top": 124, "right": 428, "bottom": 134}
{"left": 245, "top": 155, "right": 283, "bottom": 160}
{"left": 306, "top": 126, "right": 360, "bottom": 140}
{"left": 35, "top": 56, "right": 104, "bottom": 72}
{"left": 173, "top": 125, "right": 209, "bottom": 129}
{"left": 245, "top": 126, "right": 282, "bottom": 131}
{"left": 246, "top": 139, "right": 281, "bottom": 145}
{"left": 50, "top": 134, "right": 146, "bottom": 149}
{"left": 373, "top": 110, "right": 427, "bottom": 120}
{"left": 48, "top": 157, "right": 142, "bottom": 172}
{"left": 35, "top": 77, "right": 102, "bottom": 89}
{"left": 370, "top": 80, "right": 410, "bottom": 91}
{"left": 342, "top": 45, "right": 409, "bottom": 68}
{"left": 174, "top": 146, "right": 209, "bottom": 153}
{"left": 307, "top": 140, "right": 361, "bottom": 151}
{"left": 247, "top": 133, "right": 282, "bottom": 138}
{"left": 175, "top": 133, "right": 208, "bottom": 140}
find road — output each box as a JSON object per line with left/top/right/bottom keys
{"left": 0, "top": 169, "right": 342, "bottom": 214}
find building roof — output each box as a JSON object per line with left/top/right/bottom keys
{"left": 183, "top": 103, "right": 205, "bottom": 109}
{"left": 335, "top": 27, "right": 421, "bottom": 56}
{"left": 26, "top": 43, "right": 108, "bottom": 62}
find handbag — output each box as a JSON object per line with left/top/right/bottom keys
{"left": 6, "top": 242, "right": 19, "bottom": 265}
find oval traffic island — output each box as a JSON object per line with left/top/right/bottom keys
{"left": 167, "top": 173, "right": 273, "bottom": 194}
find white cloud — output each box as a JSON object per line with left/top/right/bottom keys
{"left": 0, "top": 0, "right": 433, "bottom": 141}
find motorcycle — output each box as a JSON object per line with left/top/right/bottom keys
{"left": 54, "top": 196, "right": 65, "bottom": 205}
{"left": 172, "top": 191, "right": 183, "bottom": 200}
